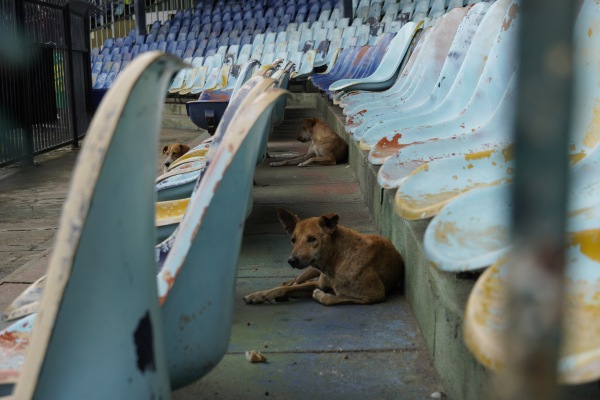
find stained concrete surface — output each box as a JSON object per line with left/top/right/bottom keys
{"left": 0, "top": 106, "right": 443, "bottom": 399}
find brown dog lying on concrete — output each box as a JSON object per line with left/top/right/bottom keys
{"left": 243, "top": 208, "right": 404, "bottom": 305}
{"left": 270, "top": 117, "right": 348, "bottom": 167}
{"left": 162, "top": 143, "right": 191, "bottom": 173}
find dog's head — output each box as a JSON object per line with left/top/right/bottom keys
{"left": 277, "top": 208, "right": 339, "bottom": 269}
{"left": 162, "top": 143, "right": 190, "bottom": 168}
{"left": 297, "top": 118, "right": 319, "bottom": 143}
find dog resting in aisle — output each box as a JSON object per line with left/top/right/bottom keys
{"left": 269, "top": 117, "right": 348, "bottom": 167}
{"left": 162, "top": 143, "right": 190, "bottom": 173}
{"left": 244, "top": 208, "right": 404, "bottom": 305}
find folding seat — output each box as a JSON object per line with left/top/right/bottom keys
{"left": 307, "top": 12, "right": 318, "bottom": 24}
{"left": 286, "top": 40, "right": 300, "bottom": 53}
{"left": 252, "top": 33, "right": 265, "bottom": 50}
{"left": 233, "top": 20, "right": 244, "bottom": 32}
{"left": 169, "top": 25, "right": 179, "bottom": 35}
{"left": 413, "top": 0, "right": 432, "bottom": 22}
{"left": 101, "top": 60, "right": 113, "bottom": 73}
{"left": 206, "top": 37, "right": 219, "bottom": 51}
{"left": 274, "top": 6, "right": 286, "bottom": 18}
{"left": 276, "top": 31, "right": 288, "bottom": 43}
{"left": 286, "top": 22, "right": 298, "bottom": 34}
{"left": 218, "top": 34, "right": 229, "bottom": 47}
{"left": 264, "top": 42, "right": 276, "bottom": 55}
{"left": 187, "top": 31, "right": 199, "bottom": 40}
{"left": 227, "top": 44, "right": 240, "bottom": 59}
{"left": 368, "top": 2, "right": 384, "bottom": 21}
{"left": 139, "top": 43, "right": 149, "bottom": 53}
{"left": 166, "top": 41, "right": 177, "bottom": 54}
{"left": 336, "top": 17, "right": 350, "bottom": 28}
{"left": 280, "top": 14, "right": 291, "bottom": 27}
{"left": 177, "top": 32, "right": 187, "bottom": 42}
{"left": 353, "top": 17, "right": 365, "bottom": 26}
{"left": 240, "top": 34, "right": 252, "bottom": 47}
{"left": 173, "top": 9, "right": 183, "bottom": 20}
{"left": 264, "top": 7, "right": 275, "bottom": 19}
{"left": 274, "top": 41, "right": 288, "bottom": 54}
{"left": 202, "top": 14, "right": 211, "bottom": 24}
{"left": 121, "top": 45, "right": 130, "bottom": 54}
{"left": 265, "top": 31, "right": 276, "bottom": 44}
{"left": 243, "top": 9, "right": 253, "bottom": 21}
{"left": 166, "top": 32, "right": 176, "bottom": 42}
{"left": 447, "top": 0, "right": 465, "bottom": 10}
{"left": 299, "top": 28, "right": 313, "bottom": 45}
{"left": 129, "top": 44, "right": 139, "bottom": 57}
{"left": 254, "top": 18, "right": 267, "bottom": 33}
{"left": 213, "top": 21, "right": 223, "bottom": 36}
{"left": 150, "top": 42, "right": 160, "bottom": 51}
{"left": 191, "top": 16, "right": 201, "bottom": 26}
{"left": 186, "top": 39, "right": 198, "bottom": 51}
{"left": 110, "top": 47, "right": 120, "bottom": 59}
{"left": 223, "top": 20, "right": 234, "bottom": 33}
{"left": 284, "top": 4, "right": 296, "bottom": 17}
{"left": 103, "top": 37, "right": 114, "bottom": 49}
{"left": 318, "top": 9, "right": 331, "bottom": 22}
{"left": 311, "top": 20, "right": 324, "bottom": 29}
{"left": 115, "top": 37, "right": 124, "bottom": 48}
{"left": 179, "top": 26, "right": 189, "bottom": 36}
{"left": 400, "top": 1, "right": 416, "bottom": 18}
{"left": 288, "top": 30, "right": 301, "bottom": 44}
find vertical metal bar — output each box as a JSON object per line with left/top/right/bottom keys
{"left": 111, "top": 1, "right": 115, "bottom": 39}
{"left": 63, "top": 4, "right": 79, "bottom": 148}
{"left": 15, "top": 0, "right": 34, "bottom": 165}
{"left": 135, "top": 0, "right": 147, "bottom": 35}
{"left": 499, "top": 0, "right": 577, "bottom": 399}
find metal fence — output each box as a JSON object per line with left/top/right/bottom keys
{"left": 0, "top": 0, "right": 98, "bottom": 167}
{"left": 89, "top": 0, "right": 196, "bottom": 49}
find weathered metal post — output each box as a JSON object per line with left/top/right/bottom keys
{"left": 342, "top": 0, "right": 354, "bottom": 21}
{"left": 499, "top": 0, "right": 576, "bottom": 399}
{"left": 135, "top": 0, "right": 147, "bottom": 36}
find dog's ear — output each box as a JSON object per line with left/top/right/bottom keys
{"left": 162, "top": 145, "right": 169, "bottom": 154}
{"left": 305, "top": 118, "right": 318, "bottom": 128}
{"left": 277, "top": 208, "right": 300, "bottom": 235}
{"left": 181, "top": 144, "right": 191, "bottom": 153}
{"left": 319, "top": 212, "right": 339, "bottom": 233}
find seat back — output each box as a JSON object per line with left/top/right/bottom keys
{"left": 159, "top": 86, "right": 287, "bottom": 389}
{"left": 14, "top": 53, "right": 181, "bottom": 399}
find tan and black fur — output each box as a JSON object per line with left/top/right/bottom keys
{"left": 162, "top": 143, "right": 190, "bottom": 173}
{"left": 269, "top": 118, "right": 348, "bottom": 167}
{"left": 244, "top": 208, "right": 404, "bottom": 306}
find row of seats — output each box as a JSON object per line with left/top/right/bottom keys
{"left": 0, "top": 54, "right": 291, "bottom": 396}
{"left": 310, "top": 0, "right": 600, "bottom": 385}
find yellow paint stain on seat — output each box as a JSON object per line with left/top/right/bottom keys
{"left": 156, "top": 198, "right": 190, "bottom": 226}
{"left": 567, "top": 228, "right": 600, "bottom": 262}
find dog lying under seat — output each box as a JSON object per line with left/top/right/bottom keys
{"left": 269, "top": 118, "right": 348, "bottom": 167}
{"left": 162, "top": 143, "right": 190, "bottom": 173}
{"left": 244, "top": 208, "right": 404, "bottom": 306}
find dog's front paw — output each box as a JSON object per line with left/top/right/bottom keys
{"left": 269, "top": 161, "right": 285, "bottom": 167}
{"left": 243, "top": 291, "right": 272, "bottom": 304}
{"left": 312, "top": 288, "right": 326, "bottom": 302}
{"left": 298, "top": 161, "right": 309, "bottom": 167}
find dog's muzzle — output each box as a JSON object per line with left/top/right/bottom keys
{"left": 164, "top": 161, "right": 171, "bottom": 167}
{"left": 288, "top": 256, "right": 301, "bottom": 268}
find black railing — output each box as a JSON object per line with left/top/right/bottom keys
{"left": 0, "top": 0, "right": 98, "bottom": 167}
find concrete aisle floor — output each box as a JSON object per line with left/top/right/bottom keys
{"left": 173, "top": 107, "right": 443, "bottom": 399}
{"left": 0, "top": 105, "right": 443, "bottom": 399}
